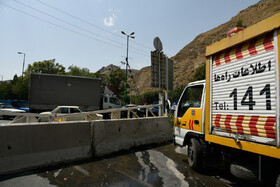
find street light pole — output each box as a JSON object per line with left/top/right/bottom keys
{"left": 121, "top": 31, "right": 135, "bottom": 105}
{"left": 17, "top": 52, "right": 26, "bottom": 100}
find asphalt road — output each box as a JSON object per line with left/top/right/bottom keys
{"left": 0, "top": 118, "right": 12, "bottom": 124}
{"left": 0, "top": 117, "right": 264, "bottom": 187}
{"left": 0, "top": 141, "right": 257, "bottom": 187}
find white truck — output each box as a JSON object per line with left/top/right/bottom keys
{"left": 29, "top": 73, "right": 121, "bottom": 113}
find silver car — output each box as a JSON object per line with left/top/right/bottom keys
{"left": 0, "top": 103, "right": 26, "bottom": 119}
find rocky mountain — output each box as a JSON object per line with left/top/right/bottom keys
{"left": 99, "top": 64, "right": 139, "bottom": 76}
{"left": 129, "top": 0, "right": 280, "bottom": 95}
{"left": 99, "top": 64, "right": 119, "bottom": 75}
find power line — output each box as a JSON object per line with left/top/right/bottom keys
{"left": 34, "top": 0, "right": 152, "bottom": 50}
{"left": 12, "top": 0, "right": 148, "bottom": 54}
{"left": 1, "top": 2, "right": 123, "bottom": 49}
{"left": 1, "top": 2, "right": 149, "bottom": 57}
{"left": 35, "top": 0, "right": 122, "bottom": 39}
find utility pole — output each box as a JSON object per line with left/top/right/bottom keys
{"left": 121, "top": 31, "right": 135, "bottom": 105}
{"left": 17, "top": 52, "right": 26, "bottom": 100}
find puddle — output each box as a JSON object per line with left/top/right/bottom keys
{"left": 175, "top": 146, "right": 188, "bottom": 155}
{"left": 0, "top": 174, "right": 56, "bottom": 187}
{"left": 136, "top": 149, "right": 189, "bottom": 187}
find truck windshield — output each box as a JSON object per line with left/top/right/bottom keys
{"left": 110, "top": 98, "right": 120, "bottom": 105}
{"left": 177, "top": 85, "right": 203, "bottom": 118}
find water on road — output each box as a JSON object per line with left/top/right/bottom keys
{"left": 0, "top": 143, "right": 243, "bottom": 187}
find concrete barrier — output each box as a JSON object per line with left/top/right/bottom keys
{"left": 133, "top": 117, "right": 173, "bottom": 146}
{"left": 0, "top": 121, "right": 91, "bottom": 175}
{"left": 0, "top": 117, "right": 172, "bottom": 175}
{"left": 91, "top": 117, "right": 173, "bottom": 157}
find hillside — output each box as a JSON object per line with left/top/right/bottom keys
{"left": 99, "top": 64, "right": 138, "bottom": 76}
{"left": 130, "top": 0, "right": 280, "bottom": 94}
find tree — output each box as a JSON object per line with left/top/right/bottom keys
{"left": 143, "top": 91, "right": 158, "bottom": 104}
{"left": 0, "top": 81, "right": 12, "bottom": 99}
{"left": 105, "top": 67, "right": 126, "bottom": 96}
{"left": 236, "top": 19, "right": 246, "bottom": 28}
{"left": 130, "top": 95, "right": 144, "bottom": 105}
{"left": 189, "top": 62, "right": 206, "bottom": 82}
{"left": 67, "top": 65, "right": 95, "bottom": 77}
{"left": 0, "top": 74, "right": 29, "bottom": 100}
{"left": 168, "top": 85, "right": 185, "bottom": 102}
{"left": 26, "top": 59, "right": 65, "bottom": 75}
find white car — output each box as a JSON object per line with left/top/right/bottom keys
{"left": 0, "top": 103, "right": 26, "bottom": 119}
{"left": 40, "top": 106, "right": 83, "bottom": 115}
{"left": 39, "top": 106, "right": 84, "bottom": 122}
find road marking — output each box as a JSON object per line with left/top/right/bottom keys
{"left": 147, "top": 150, "right": 189, "bottom": 187}
{"left": 73, "top": 166, "right": 90, "bottom": 175}
{"left": 54, "top": 169, "right": 62, "bottom": 178}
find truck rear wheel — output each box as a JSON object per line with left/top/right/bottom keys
{"left": 276, "top": 173, "right": 280, "bottom": 187}
{"left": 230, "top": 161, "right": 258, "bottom": 183}
{"left": 187, "top": 138, "right": 203, "bottom": 171}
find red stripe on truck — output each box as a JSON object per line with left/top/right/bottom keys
{"left": 236, "top": 115, "right": 244, "bottom": 134}
{"left": 248, "top": 40, "right": 257, "bottom": 56}
{"left": 263, "top": 33, "right": 274, "bottom": 51}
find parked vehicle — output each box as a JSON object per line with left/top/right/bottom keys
{"left": 40, "top": 106, "right": 83, "bottom": 115}
{"left": 29, "top": 73, "right": 121, "bottom": 113}
{"left": 11, "top": 100, "right": 29, "bottom": 112}
{"left": 120, "top": 104, "right": 157, "bottom": 118}
{"left": 121, "top": 104, "right": 138, "bottom": 118}
{"left": 39, "top": 106, "right": 83, "bottom": 122}
{"left": 0, "top": 103, "right": 26, "bottom": 119}
{"left": 174, "top": 13, "right": 280, "bottom": 185}
{"left": 39, "top": 106, "right": 103, "bottom": 122}
{"left": 0, "top": 100, "right": 29, "bottom": 112}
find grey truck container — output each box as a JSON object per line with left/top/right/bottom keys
{"left": 29, "top": 73, "right": 101, "bottom": 113}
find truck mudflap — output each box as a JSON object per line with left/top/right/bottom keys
{"left": 209, "top": 30, "right": 279, "bottom": 146}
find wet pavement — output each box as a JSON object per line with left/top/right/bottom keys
{"left": 0, "top": 143, "right": 249, "bottom": 187}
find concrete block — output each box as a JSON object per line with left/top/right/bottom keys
{"left": 91, "top": 117, "right": 173, "bottom": 157}
{"left": 133, "top": 117, "right": 173, "bottom": 146}
{"left": 91, "top": 119, "right": 134, "bottom": 157}
{"left": 0, "top": 121, "right": 92, "bottom": 175}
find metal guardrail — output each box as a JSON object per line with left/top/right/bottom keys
{"left": 1, "top": 104, "right": 163, "bottom": 124}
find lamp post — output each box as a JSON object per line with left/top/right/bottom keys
{"left": 121, "top": 31, "right": 135, "bottom": 105}
{"left": 17, "top": 52, "right": 26, "bottom": 100}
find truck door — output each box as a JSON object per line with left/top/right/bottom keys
{"left": 174, "top": 83, "right": 205, "bottom": 143}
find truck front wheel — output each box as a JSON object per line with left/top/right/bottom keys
{"left": 188, "top": 138, "right": 203, "bottom": 171}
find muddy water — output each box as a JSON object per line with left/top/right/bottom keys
{"left": 0, "top": 144, "right": 240, "bottom": 187}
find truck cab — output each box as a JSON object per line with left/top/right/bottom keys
{"left": 174, "top": 80, "right": 206, "bottom": 146}
{"left": 103, "top": 94, "right": 122, "bottom": 109}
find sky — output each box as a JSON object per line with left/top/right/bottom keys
{"left": 0, "top": 0, "right": 260, "bottom": 81}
